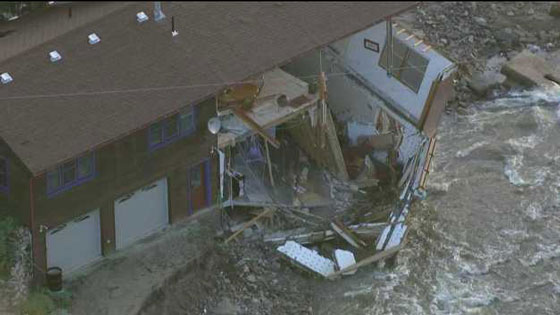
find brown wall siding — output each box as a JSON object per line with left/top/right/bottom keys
{"left": 0, "top": 139, "right": 32, "bottom": 226}
{"left": 28, "top": 99, "right": 217, "bottom": 277}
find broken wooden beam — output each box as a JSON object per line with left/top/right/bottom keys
{"left": 232, "top": 108, "right": 281, "bottom": 148}
{"left": 327, "top": 243, "right": 404, "bottom": 279}
{"left": 225, "top": 208, "right": 275, "bottom": 244}
{"left": 264, "top": 222, "right": 387, "bottom": 245}
{"left": 330, "top": 220, "right": 367, "bottom": 248}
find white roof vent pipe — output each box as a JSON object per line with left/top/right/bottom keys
{"left": 49, "top": 50, "right": 62, "bottom": 63}
{"left": 88, "top": 33, "right": 100, "bottom": 45}
{"left": 1, "top": 72, "right": 13, "bottom": 84}
{"left": 154, "top": 2, "right": 165, "bottom": 22}
{"left": 136, "top": 11, "right": 148, "bottom": 23}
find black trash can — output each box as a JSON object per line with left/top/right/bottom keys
{"left": 46, "top": 267, "right": 62, "bottom": 292}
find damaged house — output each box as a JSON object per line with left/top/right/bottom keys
{"left": 217, "top": 19, "right": 456, "bottom": 275}
{"left": 0, "top": 2, "right": 416, "bottom": 283}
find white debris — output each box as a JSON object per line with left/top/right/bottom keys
{"left": 49, "top": 50, "right": 62, "bottom": 63}
{"left": 334, "top": 249, "right": 357, "bottom": 275}
{"left": 88, "top": 33, "right": 100, "bottom": 45}
{"left": 277, "top": 241, "right": 336, "bottom": 277}
{"left": 136, "top": 11, "right": 149, "bottom": 23}
{"left": 1, "top": 72, "right": 13, "bottom": 84}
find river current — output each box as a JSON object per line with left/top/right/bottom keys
{"left": 318, "top": 87, "right": 560, "bottom": 315}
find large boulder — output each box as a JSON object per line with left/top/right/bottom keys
{"left": 468, "top": 71, "right": 507, "bottom": 96}
{"left": 501, "top": 50, "right": 560, "bottom": 88}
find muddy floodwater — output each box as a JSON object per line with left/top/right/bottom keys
{"left": 316, "top": 88, "right": 560, "bottom": 315}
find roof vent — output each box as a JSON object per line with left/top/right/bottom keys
{"left": 136, "top": 11, "right": 148, "bottom": 23}
{"left": 154, "top": 2, "right": 165, "bottom": 22}
{"left": 171, "top": 16, "right": 178, "bottom": 37}
{"left": 49, "top": 50, "right": 62, "bottom": 62}
{"left": 1, "top": 72, "right": 13, "bottom": 84}
{"left": 88, "top": 33, "right": 100, "bottom": 45}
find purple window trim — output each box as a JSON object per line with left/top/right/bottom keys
{"left": 148, "top": 107, "right": 197, "bottom": 152}
{"left": 0, "top": 156, "right": 8, "bottom": 194}
{"left": 46, "top": 153, "right": 96, "bottom": 198}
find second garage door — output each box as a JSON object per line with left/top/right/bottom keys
{"left": 114, "top": 178, "right": 169, "bottom": 250}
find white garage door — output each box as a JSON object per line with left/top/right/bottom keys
{"left": 114, "top": 178, "right": 169, "bottom": 250}
{"left": 46, "top": 209, "right": 102, "bottom": 274}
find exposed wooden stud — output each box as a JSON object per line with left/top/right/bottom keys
{"left": 396, "top": 28, "right": 406, "bottom": 35}
{"left": 264, "top": 140, "right": 275, "bottom": 187}
{"left": 225, "top": 208, "right": 275, "bottom": 244}
{"left": 422, "top": 45, "right": 432, "bottom": 52}
{"left": 405, "top": 34, "right": 415, "bottom": 41}
{"left": 327, "top": 243, "right": 404, "bottom": 279}
{"left": 414, "top": 40, "right": 424, "bottom": 47}
{"left": 232, "top": 108, "right": 280, "bottom": 148}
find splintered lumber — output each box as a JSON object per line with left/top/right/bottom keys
{"left": 330, "top": 220, "right": 367, "bottom": 248}
{"left": 326, "top": 243, "right": 404, "bottom": 279}
{"left": 264, "top": 222, "right": 388, "bottom": 245}
{"left": 232, "top": 108, "right": 281, "bottom": 148}
{"left": 264, "top": 140, "right": 275, "bottom": 187}
{"left": 225, "top": 208, "right": 275, "bottom": 244}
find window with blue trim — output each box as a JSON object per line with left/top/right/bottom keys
{"left": 47, "top": 152, "right": 95, "bottom": 196}
{"left": 148, "top": 108, "right": 196, "bottom": 150}
{"left": 0, "top": 157, "right": 8, "bottom": 193}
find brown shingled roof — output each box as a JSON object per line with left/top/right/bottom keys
{"left": 0, "top": 1, "right": 415, "bottom": 175}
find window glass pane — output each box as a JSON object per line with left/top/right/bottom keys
{"left": 179, "top": 112, "right": 194, "bottom": 135}
{"left": 47, "top": 169, "right": 60, "bottom": 191}
{"left": 61, "top": 161, "right": 76, "bottom": 185}
{"left": 77, "top": 154, "right": 94, "bottom": 179}
{"left": 379, "top": 39, "right": 407, "bottom": 75}
{"left": 164, "top": 116, "right": 178, "bottom": 139}
{"left": 400, "top": 50, "right": 429, "bottom": 93}
{"left": 149, "top": 123, "right": 163, "bottom": 146}
{"left": 190, "top": 166, "right": 202, "bottom": 188}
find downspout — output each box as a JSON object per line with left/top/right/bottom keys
{"left": 29, "top": 176, "right": 37, "bottom": 283}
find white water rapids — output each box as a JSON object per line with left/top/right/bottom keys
{"left": 316, "top": 87, "right": 560, "bottom": 315}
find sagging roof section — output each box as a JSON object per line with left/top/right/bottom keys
{"left": 0, "top": 2, "right": 415, "bottom": 175}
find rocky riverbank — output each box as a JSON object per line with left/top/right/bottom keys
{"left": 395, "top": 1, "right": 560, "bottom": 111}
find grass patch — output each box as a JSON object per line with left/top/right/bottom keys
{"left": 0, "top": 216, "right": 18, "bottom": 279}
{"left": 18, "top": 290, "right": 55, "bottom": 315}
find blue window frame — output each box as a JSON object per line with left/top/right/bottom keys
{"left": 0, "top": 157, "right": 8, "bottom": 194}
{"left": 148, "top": 107, "right": 197, "bottom": 151}
{"left": 47, "top": 152, "right": 96, "bottom": 197}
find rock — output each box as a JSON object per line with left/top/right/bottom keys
{"left": 501, "top": 50, "right": 560, "bottom": 88}
{"left": 474, "top": 17, "right": 487, "bottom": 26}
{"left": 528, "top": 8, "right": 535, "bottom": 15}
{"left": 467, "top": 71, "right": 506, "bottom": 96}
{"left": 212, "top": 298, "right": 241, "bottom": 315}
{"left": 507, "top": 11, "right": 514, "bottom": 16}
{"left": 494, "top": 29, "right": 520, "bottom": 48}
{"left": 246, "top": 274, "right": 257, "bottom": 283}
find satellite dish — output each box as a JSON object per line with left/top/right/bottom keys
{"left": 208, "top": 117, "right": 222, "bottom": 134}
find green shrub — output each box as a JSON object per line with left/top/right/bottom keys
{"left": 19, "top": 290, "right": 55, "bottom": 315}
{"left": 0, "top": 216, "right": 18, "bottom": 279}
